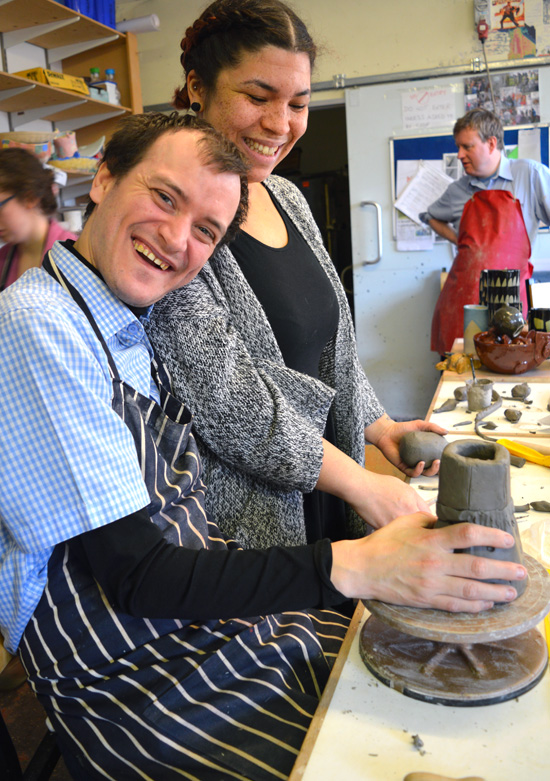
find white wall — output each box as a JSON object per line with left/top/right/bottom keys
{"left": 117, "top": 0, "right": 483, "bottom": 109}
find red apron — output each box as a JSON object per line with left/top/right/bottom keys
{"left": 431, "top": 189, "right": 532, "bottom": 354}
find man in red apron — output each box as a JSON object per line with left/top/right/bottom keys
{"left": 424, "top": 108, "right": 550, "bottom": 355}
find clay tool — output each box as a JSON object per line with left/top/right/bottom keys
{"left": 469, "top": 356, "right": 477, "bottom": 383}
{"left": 511, "top": 439, "right": 550, "bottom": 456}
{"left": 497, "top": 438, "right": 550, "bottom": 468}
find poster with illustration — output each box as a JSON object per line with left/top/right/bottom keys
{"left": 475, "top": 0, "right": 550, "bottom": 57}
{"left": 492, "top": 1, "right": 525, "bottom": 31}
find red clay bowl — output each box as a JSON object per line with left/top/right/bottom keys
{"left": 474, "top": 330, "right": 550, "bottom": 374}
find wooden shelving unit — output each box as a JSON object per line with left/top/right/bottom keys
{"left": 0, "top": 0, "right": 142, "bottom": 141}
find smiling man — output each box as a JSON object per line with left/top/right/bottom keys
{"left": 78, "top": 114, "right": 246, "bottom": 307}
{"left": 423, "top": 108, "right": 550, "bottom": 354}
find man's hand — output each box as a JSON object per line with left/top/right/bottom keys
{"left": 366, "top": 415, "right": 448, "bottom": 477}
{"left": 330, "top": 512, "right": 527, "bottom": 613}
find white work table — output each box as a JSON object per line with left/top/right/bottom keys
{"left": 289, "top": 602, "right": 550, "bottom": 781}
{"left": 289, "top": 365, "right": 550, "bottom": 781}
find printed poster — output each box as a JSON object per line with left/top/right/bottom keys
{"left": 475, "top": 0, "right": 550, "bottom": 58}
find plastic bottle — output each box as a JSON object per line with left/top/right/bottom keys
{"left": 89, "top": 67, "right": 100, "bottom": 82}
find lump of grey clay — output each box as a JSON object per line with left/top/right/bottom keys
{"left": 504, "top": 408, "right": 522, "bottom": 422}
{"left": 514, "top": 504, "right": 530, "bottom": 512}
{"left": 399, "top": 431, "right": 448, "bottom": 469}
{"left": 511, "top": 383, "right": 531, "bottom": 399}
{"left": 453, "top": 386, "right": 468, "bottom": 401}
{"left": 530, "top": 501, "right": 550, "bottom": 512}
{"left": 433, "top": 398, "right": 457, "bottom": 413}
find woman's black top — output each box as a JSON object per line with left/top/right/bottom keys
{"left": 230, "top": 189, "right": 348, "bottom": 544}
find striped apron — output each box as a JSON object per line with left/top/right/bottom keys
{"left": 19, "top": 254, "right": 349, "bottom": 780}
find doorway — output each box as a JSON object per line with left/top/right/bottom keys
{"left": 273, "top": 104, "right": 354, "bottom": 319}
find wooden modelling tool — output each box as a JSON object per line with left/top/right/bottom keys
{"left": 497, "top": 438, "right": 550, "bottom": 468}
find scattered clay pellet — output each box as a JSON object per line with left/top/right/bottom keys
{"left": 511, "top": 383, "right": 531, "bottom": 399}
{"left": 433, "top": 399, "right": 458, "bottom": 413}
{"left": 504, "top": 408, "right": 522, "bottom": 422}
{"left": 411, "top": 734, "right": 425, "bottom": 756}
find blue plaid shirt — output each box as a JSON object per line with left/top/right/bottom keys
{"left": 0, "top": 241, "right": 159, "bottom": 652}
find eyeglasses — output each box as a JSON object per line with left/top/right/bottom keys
{"left": 0, "top": 194, "right": 16, "bottom": 210}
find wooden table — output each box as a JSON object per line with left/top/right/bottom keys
{"left": 289, "top": 362, "right": 550, "bottom": 781}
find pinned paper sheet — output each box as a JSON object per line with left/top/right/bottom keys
{"left": 394, "top": 162, "right": 453, "bottom": 226}
{"left": 518, "top": 127, "right": 541, "bottom": 162}
{"left": 401, "top": 87, "right": 456, "bottom": 131}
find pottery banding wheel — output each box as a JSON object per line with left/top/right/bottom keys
{"left": 359, "top": 555, "right": 550, "bottom": 706}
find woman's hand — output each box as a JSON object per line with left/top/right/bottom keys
{"left": 317, "top": 438, "right": 434, "bottom": 529}
{"left": 365, "top": 414, "right": 448, "bottom": 477}
{"left": 345, "top": 471, "right": 433, "bottom": 529}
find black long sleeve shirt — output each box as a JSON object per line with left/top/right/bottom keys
{"left": 70, "top": 509, "right": 344, "bottom": 619}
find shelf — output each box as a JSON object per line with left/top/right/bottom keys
{"left": 0, "top": 71, "right": 129, "bottom": 129}
{"left": 0, "top": 0, "right": 141, "bottom": 142}
{"left": 0, "top": 0, "right": 121, "bottom": 61}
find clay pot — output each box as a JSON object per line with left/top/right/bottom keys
{"left": 474, "top": 329, "right": 550, "bottom": 374}
{"left": 466, "top": 378, "right": 493, "bottom": 411}
{"left": 435, "top": 439, "right": 526, "bottom": 596}
{"left": 490, "top": 305, "right": 524, "bottom": 338}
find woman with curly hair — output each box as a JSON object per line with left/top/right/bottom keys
{"left": 147, "top": 0, "right": 445, "bottom": 558}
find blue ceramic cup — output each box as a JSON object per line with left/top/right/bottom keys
{"left": 464, "top": 304, "right": 490, "bottom": 355}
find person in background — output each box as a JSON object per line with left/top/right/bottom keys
{"left": 146, "top": 0, "right": 446, "bottom": 557}
{"left": 0, "top": 111, "right": 526, "bottom": 781}
{"left": 0, "top": 147, "right": 76, "bottom": 291}
{"left": 0, "top": 146, "right": 76, "bottom": 692}
{"left": 422, "top": 108, "right": 550, "bottom": 355}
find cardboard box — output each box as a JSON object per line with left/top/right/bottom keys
{"left": 14, "top": 68, "right": 89, "bottom": 96}
{"left": 89, "top": 80, "right": 120, "bottom": 105}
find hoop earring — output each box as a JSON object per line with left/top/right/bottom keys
{"left": 190, "top": 101, "right": 201, "bottom": 113}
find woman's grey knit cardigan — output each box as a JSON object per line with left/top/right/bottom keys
{"left": 146, "top": 176, "right": 385, "bottom": 548}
